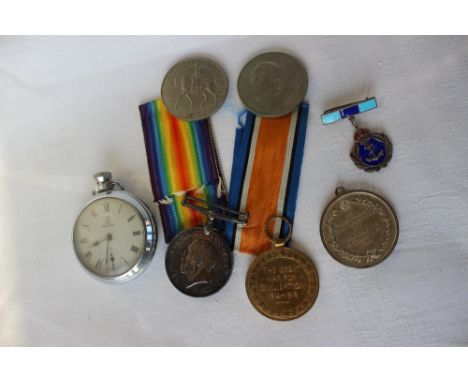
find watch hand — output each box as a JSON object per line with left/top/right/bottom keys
{"left": 90, "top": 232, "right": 112, "bottom": 247}
{"left": 105, "top": 237, "right": 109, "bottom": 265}
{"left": 110, "top": 252, "right": 115, "bottom": 271}
{"left": 90, "top": 237, "right": 108, "bottom": 247}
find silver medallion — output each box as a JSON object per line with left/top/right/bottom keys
{"left": 237, "top": 52, "right": 308, "bottom": 117}
{"left": 320, "top": 187, "right": 399, "bottom": 268}
{"left": 161, "top": 57, "right": 228, "bottom": 121}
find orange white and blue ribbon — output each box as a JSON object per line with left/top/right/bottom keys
{"left": 226, "top": 103, "right": 309, "bottom": 254}
{"left": 139, "top": 98, "right": 226, "bottom": 243}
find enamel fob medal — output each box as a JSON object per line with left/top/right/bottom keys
{"left": 321, "top": 97, "right": 392, "bottom": 172}
{"left": 73, "top": 172, "right": 157, "bottom": 283}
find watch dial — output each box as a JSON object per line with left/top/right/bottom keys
{"left": 73, "top": 197, "right": 146, "bottom": 278}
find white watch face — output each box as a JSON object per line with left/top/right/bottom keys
{"left": 73, "top": 197, "right": 146, "bottom": 278}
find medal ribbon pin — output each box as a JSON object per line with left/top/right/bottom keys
{"left": 321, "top": 97, "right": 392, "bottom": 172}
{"left": 182, "top": 194, "right": 248, "bottom": 232}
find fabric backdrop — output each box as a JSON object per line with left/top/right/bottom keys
{"left": 0, "top": 36, "right": 467, "bottom": 346}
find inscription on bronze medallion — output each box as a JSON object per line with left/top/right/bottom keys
{"left": 246, "top": 246, "right": 319, "bottom": 321}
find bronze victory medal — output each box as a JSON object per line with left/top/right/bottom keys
{"left": 161, "top": 57, "right": 228, "bottom": 121}
{"left": 165, "top": 227, "right": 233, "bottom": 297}
{"left": 320, "top": 188, "right": 399, "bottom": 268}
{"left": 246, "top": 246, "right": 319, "bottom": 321}
{"left": 237, "top": 52, "right": 308, "bottom": 118}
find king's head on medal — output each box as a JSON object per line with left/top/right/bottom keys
{"left": 321, "top": 97, "right": 392, "bottom": 172}
{"left": 165, "top": 194, "right": 247, "bottom": 298}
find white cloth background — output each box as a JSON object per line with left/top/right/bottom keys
{"left": 1, "top": 36, "right": 467, "bottom": 346}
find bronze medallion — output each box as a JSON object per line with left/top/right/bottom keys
{"left": 161, "top": 57, "right": 228, "bottom": 121}
{"left": 165, "top": 227, "right": 233, "bottom": 297}
{"left": 320, "top": 187, "right": 399, "bottom": 268}
{"left": 245, "top": 217, "right": 319, "bottom": 321}
{"left": 237, "top": 52, "right": 308, "bottom": 117}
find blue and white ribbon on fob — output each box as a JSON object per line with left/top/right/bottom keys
{"left": 321, "top": 97, "right": 392, "bottom": 172}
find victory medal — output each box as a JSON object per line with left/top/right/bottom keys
{"left": 245, "top": 217, "right": 319, "bottom": 321}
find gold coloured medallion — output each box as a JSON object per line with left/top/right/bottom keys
{"left": 245, "top": 217, "right": 319, "bottom": 321}
{"left": 320, "top": 187, "right": 399, "bottom": 268}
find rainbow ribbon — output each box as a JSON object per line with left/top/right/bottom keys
{"left": 225, "top": 103, "right": 309, "bottom": 254}
{"left": 139, "top": 98, "right": 226, "bottom": 243}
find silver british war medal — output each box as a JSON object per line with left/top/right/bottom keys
{"left": 165, "top": 195, "right": 248, "bottom": 297}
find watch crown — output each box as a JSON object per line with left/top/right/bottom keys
{"left": 93, "top": 171, "right": 113, "bottom": 194}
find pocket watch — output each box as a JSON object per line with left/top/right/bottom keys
{"left": 72, "top": 172, "right": 157, "bottom": 283}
